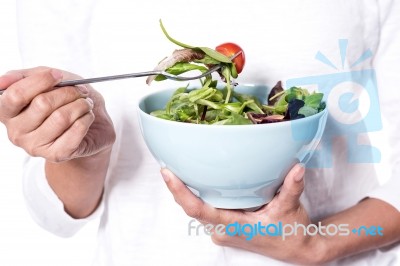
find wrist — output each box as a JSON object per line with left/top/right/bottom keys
{"left": 45, "top": 147, "right": 113, "bottom": 218}
{"left": 301, "top": 228, "right": 330, "bottom": 265}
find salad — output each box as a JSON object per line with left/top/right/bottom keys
{"left": 148, "top": 20, "right": 325, "bottom": 125}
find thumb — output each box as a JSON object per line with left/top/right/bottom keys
{"left": 0, "top": 71, "right": 25, "bottom": 92}
{"left": 277, "top": 163, "right": 305, "bottom": 211}
{"left": 160, "top": 168, "right": 204, "bottom": 211}
{"left": 160, "top": 168, "right": 209, "bottom": 221}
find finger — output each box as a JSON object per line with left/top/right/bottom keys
{"left": 0, "top": 68, "right": 63, "bottom": 118}
{"left": 46, "top": 111, "right": 95, "bottom": 162}
{"left": 7, "top": 85, "right": 89, "bottom": 133}
{"left": 0, "top": 67, "right": 62, "bottom": 96}
{"left": 3, "top": 67, "right": 79, "bottom": 82}
{"left": 276, "top": 164, "right": 305, "bottom": 212}
{"left": 33, "top": 97, "right": 94, "bottom": 145}
{"left": 161, "top": 168, "right": 244, "bottom": 225}
{"left": 161, "top": 168, "right": 212, "bottom": 222}
{"left": 18, "top": 97, "right": 94, "bottom": 151}
{"left": 0, "top": 71, "right": 25, "bottom": 90}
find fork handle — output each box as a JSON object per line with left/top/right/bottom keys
{"left": 0, "top": 70, "right": 161, "bottom": 95}
{"left": 56, "top": 71, "right": 161, "bottom": 87}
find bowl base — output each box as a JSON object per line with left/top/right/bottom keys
{"left": 201, "top": 194, "right": 274, "bottom": 210}
{"left": 186, "top": 178, "right": 283, "bottom": 211}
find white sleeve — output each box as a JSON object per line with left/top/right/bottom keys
{"left": 16, "top": 0, "right": 103, "bottom": 237}
{"left": 22, "top": 156, "right": 104, "bottom": 237}
{"left": 367, "top": 0, "right": 400, "bottom": 210}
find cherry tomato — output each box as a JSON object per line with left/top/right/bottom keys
{"left": 215, "top": 42, "right": 245, "bottom": 74}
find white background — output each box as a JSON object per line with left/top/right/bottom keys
{"left": 0, "top": 2, "right": 98, "bottom": 266}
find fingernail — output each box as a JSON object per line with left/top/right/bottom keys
{"left": 51, "top": 69, "right": 63, "bottom": 80}
{"left": 77, "top": 85, "right": 89, "bottom": 94}
{"left": 160, "top": 168, "right": 170, "bottom": 182}
{"left": 86, "top": 97, "right": 94, "bottom": 108}
{"left": 294, "top": 164, "right": 305, "bottom": 182}
{"left": 294, "top": 173, "right": 303, "bottom": 182}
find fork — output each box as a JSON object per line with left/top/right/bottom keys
{"left": 0, "top": 52, "right": 241, "bottom": 95}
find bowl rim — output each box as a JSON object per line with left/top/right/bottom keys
{"left": 137, "top": 85, "right": 328, "bottom": 128}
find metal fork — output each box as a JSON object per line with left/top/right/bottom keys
{"left": 0, "top": 52, "right": 241, "bottom": 95}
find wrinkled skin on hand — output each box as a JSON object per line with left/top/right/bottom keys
{"left": 0, "top": 66, "right": 116, "bottom": 162}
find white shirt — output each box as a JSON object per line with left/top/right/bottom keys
{"left": 18, "top": 0, "right": 400, "bottom": 265}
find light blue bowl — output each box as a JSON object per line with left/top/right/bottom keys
{"left": 138, "top": 84, "right": 327, "bottom": 209}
